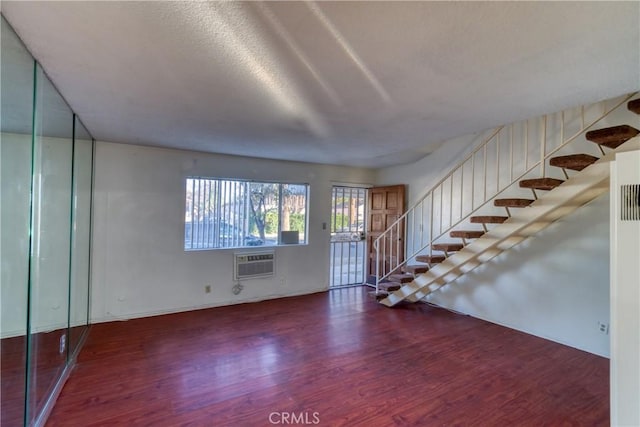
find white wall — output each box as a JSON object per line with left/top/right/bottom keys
{"left": 610, "top": 150, "right": 640, "bottom": 426}
{"left": 376, "top": 93, "right": 640, "bottom": 357}
{"left": 377, "top": 130, "right": 493, "bottom": 204}
{"left": 428, "top": 194, "right": 611, "bottom": 356}
{"left": 90, "top": 142, "right": 375, "bottom": 323}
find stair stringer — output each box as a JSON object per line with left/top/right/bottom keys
{"left": 380, "top": 136, "right": 640, "bottom": 307}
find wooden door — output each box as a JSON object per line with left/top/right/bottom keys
{"left": 367, "top": 185, "right": 406, "bottom": 277}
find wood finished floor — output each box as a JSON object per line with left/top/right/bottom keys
{"left": 2, "top": 327, "right": 85, "bottom": 426}
{"left": 46, "top": 287, "right": 609, "bottom": 426}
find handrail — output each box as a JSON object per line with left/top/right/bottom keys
{"left": 374, "top": 92, "right": 638, "bottom": 294}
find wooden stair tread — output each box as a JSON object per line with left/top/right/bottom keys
{"left": 378, "top": 282, "right": 402, "bottom": 292}
{"left": 519, "top": 177, "right": 564, "bottom": 191}
{"left": 549, "top": 154, "right": 599, "bottom": 171}
{"left": 585, "top": 125, "right": 639, "bottom": 149}
{"left": 415, "top": 255, "right": 446, "bottom": 264}
{"left": 470, "top": 215, "right": 508, "bottom": 224}
{"left": 432, "top": 243, "right": 464, "bottom": 252}
{"left": 450, "top": 230, "right": 485, "bottom": 239}
{"left": 369, "top": 290, "right": 389, "bottom": 301}
{"left": 389, "top": 274, "right": 413, "bottom": 283}
{"left": 402, "top": 265, "right": 429, "bottom": 275}
{"left": 627, "top": 99, "right": 640, "bottom": 115}
{"left": 493, "top": 198, "right": 534, "bottom": 208}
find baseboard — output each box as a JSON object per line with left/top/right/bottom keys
{"left": 90, "top": 286, "right": 329, "bottom": 324}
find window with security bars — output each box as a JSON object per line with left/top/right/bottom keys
{"left": 184, "top": 178, "right": 308, "bottom": 250}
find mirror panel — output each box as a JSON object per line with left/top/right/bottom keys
{"left": 69, "top": 118, "right": 93, "bottom": 356}
{"left": 0, "top": 15, "right": 35, "bottom": 427}
{"left": 27, "top": 64, "right": 74, "bottom": 424}
{"left": 1, "top": 13, "right": 95, "bottom": 426}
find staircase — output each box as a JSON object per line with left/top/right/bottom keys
{"left": 374, "top": 94, "right": 640, "bottom": 307}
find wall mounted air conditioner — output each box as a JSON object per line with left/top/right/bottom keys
{"left": 234, "top": 250, "right": 275, "bottom": 281}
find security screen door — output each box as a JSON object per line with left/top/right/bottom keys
{"left": 329, "top": 186, "right": 367, "bottom": 287}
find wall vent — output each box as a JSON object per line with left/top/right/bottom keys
{"left": 621, "top": 184, "right": 640, "bottom": 221}
{"left": 234, "top": 251, "right": 275, "bottom": 281}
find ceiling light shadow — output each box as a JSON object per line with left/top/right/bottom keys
{"left": 255, "top": 2, "right": 343, "bottom": 108}
{"left": 305, "top": 1, "right": 393, "bottom": 106}
{"left": 172, "top": 2, "right": 328, "bottom": 138}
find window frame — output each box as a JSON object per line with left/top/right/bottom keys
{"left": 184, "top": 176, "right": 309, "bottom": 251}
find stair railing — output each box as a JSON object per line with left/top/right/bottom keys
{"left": 374, "top": 92, "right": 637, "bottom": 294}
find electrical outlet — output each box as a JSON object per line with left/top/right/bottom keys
{"left": 598, "top": 321, "right": 609, "bottom": 335}
{"left": 205, "top": 285, "right": 211, "bottom": 293}
{"left": 232, "top": 283, "right": 243, "bottom": 295}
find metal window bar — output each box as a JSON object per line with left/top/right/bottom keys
{"left": 206, "top": 180, "right": 212, "bottom": 248}
{"left": 331, "top": 186, "right": 337, "bottom": 286}
{"left": 331, "top": 188, "right": 338, "bottom": 233}
{"left": 244, "top": 182, "right": 249, "bottom": 244}
{"left": 232, "top": 181, "right": 236, "bottom": 246}
{"left": 278, "top": 183, "right": 284, "bottom": 245}
{"left": 222, "top": 180, "right": 227, "bottom": 247}
{"left": 203, "top": 179, "right": 208, "bottom": 248}
{"left": 192, "top": 179, "right": 198, "bottom": 248}
{"left": 204, "top": 179, "right": 210, "bottom": 248}
{"left": 228, "top": 181, "right": 232, "bottom": 247}
{"left": 208, "top": 180, "right": 213, "bottom": 248}
{"left": 215, "top": 180, "right": 221, "bottom": 248}
{"left": 185, "top": 179, "right": 308, "bottom": 251}
{"left": 200, "top": 179, "right": 205, "bottom": 248}
{"left": 348, "top": 188, "right": 354, "bottom": 282}
{"left": 305, "top": 185, "right": 310, "bottom": 243}
{"left": 197, "top": 179, "right": 203, "bottom": 248}
{"left": 201, "top": 179, "right": 206, "bottom": 248}
{"left": 342, "top": 186, "right": 346, "bottom": 230}
{"left": 236, "top": 180, "right": 241, "bottom": 247}
{"left": 191, "top": 179, "right": 196, "bottom": 248}
{"left": 226, "top": 180, "right": 231, "bottom": 246}
{"left": 339, "top": 188, "right": 345, "bottom": 282}
{"left": 190, "top": 179, "right": 195, "bottom": 249}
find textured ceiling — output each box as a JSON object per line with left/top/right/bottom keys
{"left": 2, "top": 1, "right": 639, "bottom": 168}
